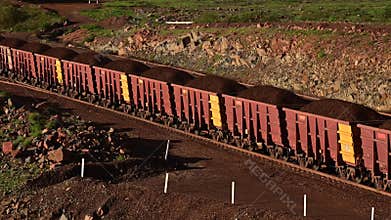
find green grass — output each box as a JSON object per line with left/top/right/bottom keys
{"left": 80, "top": 5, "right": 135, "bottom": 21}
{"left": 0, "top": 1, "right": 64, "bottom": 32}
{"left": 0, "top": 161, "right": 41, "bottom": 195}
{"left": 80, "top": 24, "right": 114, "bottom": 42}
{"left": 81, "top": 0, "right": 391, "bottom": 24}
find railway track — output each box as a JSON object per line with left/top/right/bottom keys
{"left": 1, "top": 79, "right": 391, "bottom": 199}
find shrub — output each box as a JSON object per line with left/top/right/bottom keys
{"left": 0, "top": 4, "right": 28, "bottom": 29}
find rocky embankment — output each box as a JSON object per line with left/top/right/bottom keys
{"left": 82, "top": 23, "right": 390, "bottom": 112}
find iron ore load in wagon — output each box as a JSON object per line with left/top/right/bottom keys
{"left": 41, "top": 47, "right": 79, "bottom": 59}
{"left": 19, "top": 42, "right": 51, "bottom": 53}
{"left": 72, "top": 52, "right": 111, "bottom": 66}
{"left": 185, "top": 75, "right": 246, "bottom": 95}
{"left": 0, "top": 37, "right": 27, "bottom": 48}
{"left": 104, "top": 59, "right": 149, "bottom": 74}
{"left": 379, "top": 119, "right": 391, "bottom": 130}
{"left": 141, "top": 67, "right": 194, "bottom": 85}
{"left": 237, "top": 85, "right": 308, "bottom": 108}
{"left": 300, "top": 99, "right": 383, "bottom": 123}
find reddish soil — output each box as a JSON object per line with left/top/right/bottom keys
{"left": 186, "top": 75, "right": 246, "bottom": 94}
{"left": 99, "top": 16, "right": 130, "bottom": 29}
{"left": 40, "top": 2, "right": 98, "bottom": 25}
{"left": 142, "top": 67, "right": 194, "bottom": 84}
{"left": 237, "top": 85, "right": 308, "bottom": 108}
{"left": 19, "top": 42, "right": 51, "bottom": 53}
{"left": 300, "top": 99, "right": 383, "bottom": 122}
{"left": 72, "top": 52, "right": 111, "bottom": 66}
{"left": 104, "top": 60, "right": 150, "bottom": 74}
{"left": 1, "top": 81, "right": 391, "bottom": 219}
{"left": 41, "top": 47, "right": 78, "bottom": 59}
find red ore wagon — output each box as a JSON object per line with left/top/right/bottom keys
{"left": 10, "top": 43, "right": 50, "bottom": 81}
{"left": 93, "top": 66, "right": 129, "bottom": 107}
{"left": 35, "top": 47, "right": 78, "bottom": 88}
{"left": 94, "top": 60, "right": 149, "bottom": 108}
{"left": 224, "top": 85, "right": 307, "bottom": 151}
{"left": 61, "top": 52, "right": 109, "bottom": 99}
{"left": 172, "top": 84, "right": 218, "bottom": 132}
{"left": 222, "top": 95, "right": 285, "bottom": 149}
{"left": 358, "top": 123, "right": 391, "bottom": 190}
{"left": 171, "top": 75, "right": 245, "bottom": 136}
{"left": 283, "top": 99, "right": 383, "bottom": 180}
{"left": 283, "top": 108, "right": 353, "bottom": 169}
{"left": 11, "top": 48, "right": 36, "bottom": 80}
{"left": 0, "top": 37, "right": 26, "bottom": 76}
{"left": 0, "top": 45, "right": 14, "bottom": 75}
{"left": 130, "top": 75, "right": 174, "bottom": 119}
{"left": 62, "top": 60, "right": 95, "bottom": 97}
{"left": 131, "top": 67, "right": 194, "bottom": 121}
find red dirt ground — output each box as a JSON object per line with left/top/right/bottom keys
{"left": 1, "top": 81, "right": 391, "bottom": 219}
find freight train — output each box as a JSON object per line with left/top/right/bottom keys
{"left": 0, "top": 37, "right": 390, "bottom": 192}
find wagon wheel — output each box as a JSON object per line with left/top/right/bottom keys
{"left": 274, "top": 150, "right": 282, "bottom": 159}
{"left": 222, "top": 136, "right": 230, "bottom": 144}
{"left": 163, "top": 118, "right": 170, "bottom": 126}
{"left": 385, "top": 182, "right": 391, "bottom": 192}
{"left": 374, "top": 179, "right": 385, "bottom": 190}
{"left": 124, "top": 105, "right": 132, "bottom": 114}
{"left": 312, "top": 161, "right": 321, "bottom": 171}
{"left": 298, "top": 157, "right": 306, "bottom": 167}
{"left": 275, "top": 147, "right": 284, "bottom": 160}
{"left": 336, "top": 167, "right": 347, "bottom": 178}
{"left": 247, "top": 144, "right": 256, "bottom": 152}
{"left": 88, "top": 95, "right": 95, "bottom": 104}
{"left": 268, "top": 148, "right": 276, "bottom": 158}
{"left": 241, "top": 142, "right": 249, "bottom": 150}
{"left": 355, "top": 174, "right": 363, "bottom": 184}
{"left": 104, "top": 100, "right": 111, "bottom": 108}
{"left": 193, "top": 129, "right": 200, "bottom": 135}
{"left": 234, "top": 139, "right": 241, "bottom": 147}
